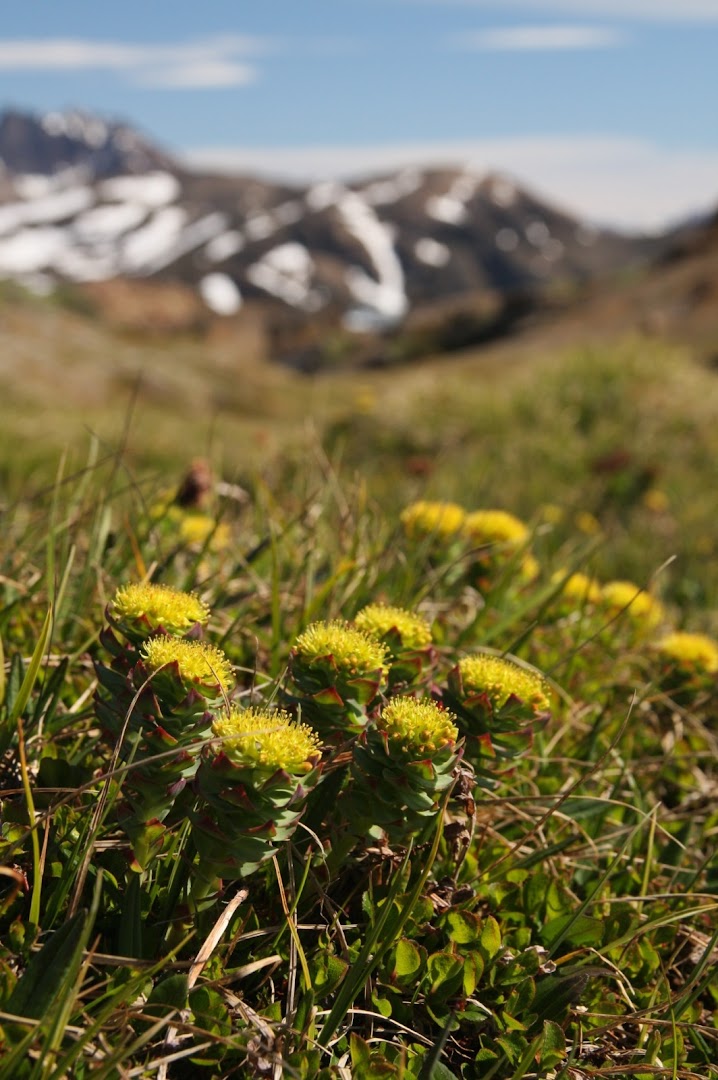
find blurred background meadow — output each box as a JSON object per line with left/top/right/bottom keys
{"left": 2, "top": 5, "right": 718, "bottom": 1076}
{"left": 0, "top": 0, "right": 716, "bottom": 611}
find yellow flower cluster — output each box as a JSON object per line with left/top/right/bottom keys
{"left": 457, "top": 654, "right": 550, "bottom": 713}
{"left": 377, "top": 697, "right": 458, "bottom": 755}
{"left": 655, "top": 631, "right": 718, "bottom": 673}
{"left": 213, "top": 707, "right": 322, "bottom": 773}
{"left": 178, "top": 512, "right": 231, "bottom": 551}
{"left": 462, "top": 509, "right": 528, "bottom": 548}
{"left": 141, "top": 637, "right": 234, "bottom": 693}
{"left": 355, "top": 603, "right": 432, "bottom": 650}
{"left": 293, "top": 620, "right": 389, "bottom": 676}
{"left": 552, "top": 570, "right": 602, "bottom": 606}
{"left": 400, "top": 500, "right": 466, "bottom": 540}
{"left": 110, "top": 582, "right": 210, "bottom": 637}
{"left": 601, "top": 580, "right": 665, "bottom": 630}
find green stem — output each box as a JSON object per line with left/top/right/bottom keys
{"left": 17, "top": 718, "right": 42, "bottom": 927}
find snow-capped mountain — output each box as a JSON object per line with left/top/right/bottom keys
{"left": 0, "top": 108, "right": 659, "bottom": 327}
{"left": 0, "top": 108, "right": 175, "bottom": 179}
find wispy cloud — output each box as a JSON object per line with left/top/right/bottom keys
{"left": 397, "top": 0, "right": 718, "bottom": 21}
{"left": 0, "top": 36, "right": 267, "bottom": 88}
{"left": 184, "top": 135, "right": 718, "bottom": 232}
{"left": 454, "top": 24, "right": 625, "bottom": 49}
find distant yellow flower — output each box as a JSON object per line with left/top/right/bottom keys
{"left": 141, "top": 637, "right": 234, "bottom": 694}
{"left": 355, "top": 604, "right": 432, "bottom": 650}
{"left": 377, "top": 697, "right": 458, "bottom": 755}
{"left": 642, "top": 488, "right": 670, "bottom": 514}
{"left": 110, "top": 582, "right": 210, "bottom": 639}
{"left": 400, "top": 500, "right": 466, "bottom": 541}
{"left": 213, "top": 707, "right": 322, "bottom": 774}
{"left": 179, "top": 513, "right": 231, "bottom": 551}
{"left": 575, "top": 511, "right": 601, "bottom": 536}
{"left": 552, "top": 570, "right": 602, "bottom": 606}
{"left": 463, "top": 509, "right": 528, "bottom": 548}
{"left": 521, "top": 553, "right": 540, "bottom": 582}
{"left": 540, "top": 503, "right": 565, "bottom": 525}
{"left": 354, "top": 387, "right": 376, "bottom": 414}
{"left": 293, "top": 621, "right": 389, "bottom": 677}
{"left": 456, "top": 654, "right": 550, "bottom": 714}
{"left": 655, "top": 631, "right": 718, "bottom": 673}
{"left": 601, "top": 580, "right": 665, "bottom": 629}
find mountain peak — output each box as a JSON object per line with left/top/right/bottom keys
{"left": 0, "top": 106, "right": 176, "bottom": 178}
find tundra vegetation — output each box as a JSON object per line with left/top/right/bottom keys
{"left": 1, "top": 333, "right": 718, "bottom": 1078}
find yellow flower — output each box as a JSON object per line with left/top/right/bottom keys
{"left": 521, "top": 553, "right": 540, "bottom": 582}
{"left": 642, "top": 488, "right": 670, "bottom": 514}
{"left": 456, "top": 654, "right": 550, "bottom": 714}
{"left": 575, "top": 511, "right": 601, "bottom": 536}
{"left": 355, "top": 604, "right": 432, "bottom": 651}
{"left": 141, "top": 637, "right": 234, "bottom": 694}
{"left": 540, "top": 503, "right": 565, "bottom": 525}
{"left": 293, "top": 620, "right": 389, "bottom": 677}
{"left": 552, "top": 570, "right": 602, "bottom": 606}
{"left": 400, "top": 500, "right": 466, "bottom": 541}
{"left": 463, "top": 509, "right": 528, "bottom": 548}
{"left": 655, "top": 631, "right": 718, "bottom": 674}
{"left": 179, "top": 513, "right": 231, "bottom": 551}
{"left": 601, "top": 580, "right": 665, "bottom": 630}
{"left": 377, "top": 697, "right": 457, "bottom": 755}
{"left": 110, "top": 582, "right": 210, "bottom": 638}
{"left": 213, "top": 707, "right": 322, "bottom": 774}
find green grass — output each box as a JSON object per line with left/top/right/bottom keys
{"left": 1, "top": 321, "right": 718, "bottom": 1076}
{"left": 0, "top": 419, "right": 717, "bottom": 1079}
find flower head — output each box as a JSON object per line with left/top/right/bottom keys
{"left": 552, "top": 570, "right": 602, "bottom": 607}
{"left": 655, "top": 631, "right": 718, "bottom": 674}
{"left": 463, "top": 509, "right": 528, "bottom": 548}
{"left": 601, "top": 580, "right": 665, "bottom": 630}
{"left": 455, "top": 654, "right": 550, "bottom": 715}
{"left": 109, "top": 582, "right": 210, "bottom": 641}
{"left": 179, "top": 513, "right": 231, "bottom": 551}
{"left": 141, "top": 637, "right": 234, "bottom": 696}
{"left": 213, "top": 707, "right": 322, "bottom": 774}
{"left": 377, "top": 697, "right": 457, "bottom": 755}
{"left": 289, "top": 620, "right": 389, "bottom": 730}
{"left": 292, "top": 621, "right": 389, "bottom": 678}
{"left": 400, "top": 500, "right": 466, "bottom": 541}
{"left": 355, "top": 604, "right": 432, "bottom": 651}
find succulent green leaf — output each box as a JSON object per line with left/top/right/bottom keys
{"left": 479, "top": 916, "right": 502, "bottom": 960}
{"left": 393, "top": 937, "right": 424, "bottom": 984}
{"left": 536, "top": 1019, "right": 566, "bottom": 1067}
{"left": 146, "top": 973, "right": 189, "bottom": 1015}
{"left": 5, "top": 909, "right": 86, "bottom": 1020}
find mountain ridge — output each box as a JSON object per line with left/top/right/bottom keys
{"left": 0, "top": 107, "right": 676, "bottom": 328}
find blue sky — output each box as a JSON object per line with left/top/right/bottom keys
{"left": 0, "top": 0, "right": 716, "bottom": 230}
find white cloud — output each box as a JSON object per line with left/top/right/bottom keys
{"left": 398, "top": 0, "right": 718, "bottom": 19}
{"left": 455, "top": 24, "right": 625, "bottom": 49}
{"left": 0, "top": 35, "right": 263, "bottom": 88}
{"left": 183, "top": 136, "right": 718, "bottom": 232}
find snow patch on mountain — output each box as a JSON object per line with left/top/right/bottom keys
{"left": 73, "top": 202, "right": 148, "bottom": 241}
{"left": 42, "top": 110, "right": 109, "bottom": 148}
{"left": 415, "top": 237, "right": 451, "bottom": 267}
{"left": 361, "top": 168, "right": 422, "bottom": 206}
{"left": 426, "top": 173, "right": 479, "bottom": 226}
{"left": 0, "top": 226, "right": 68, "bottom": 275}
{"left": 338, "top": 190, "right": 407, "bottom": 329}
{"left": 247, "top": 242, "right": 321, "bottom": 311}
{"left": 0, "top": 186, "right": 94, "bottom": 234}
{"left": 205, "top": 230, "right": 244, "bottom": 262}
{"left": 200, "top": 272, "right": 242, "bottom": 315}
{"left": 99, "top": 172, "right": 180, "bottom": 209}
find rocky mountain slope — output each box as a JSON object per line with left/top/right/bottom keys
{"left": 0, "top": 107, "right": 664, "bottom": 329}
